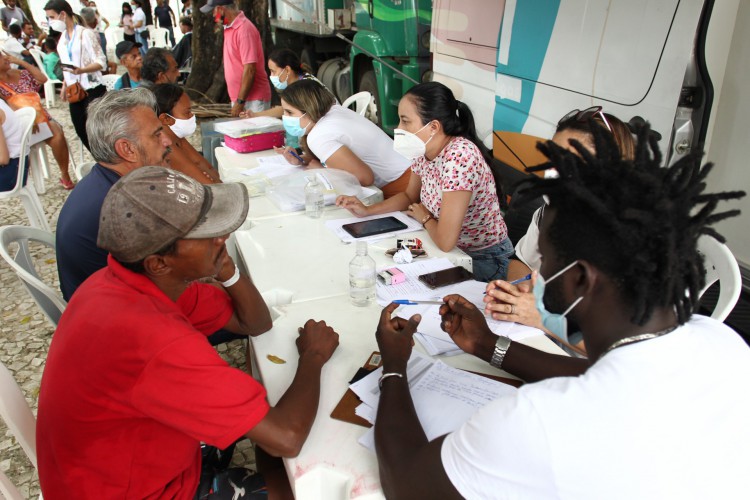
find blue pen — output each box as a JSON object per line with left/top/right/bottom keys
{"left": 393, "top": 300, "right": 444, "bottom": 306}
{"left": 509, "top": 273, "right": 532, "bottom": 285}
{"left": 287, "top": 148, "right": 304, "bottom": 164}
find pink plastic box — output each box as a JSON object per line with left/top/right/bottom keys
{"left": 224, "top": 131, "right": 285, "bottom": 153}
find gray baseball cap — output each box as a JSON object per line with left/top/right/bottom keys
{"left": 98, "top": 167, "right": 249, "bottom": 263}
{"left": 200, "top": 0, "right": 233, "bottom": 14}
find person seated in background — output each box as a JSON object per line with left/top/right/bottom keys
{"left": 140, "top": 46, "right": 181, "bottom": 85}
{"left": 38, "top": 166, "right": 339, "bottom": 499}
{"left": 4, "top": 23, "right": 34, "bottom": 66}
{"left": 21, "top": 21, "right": 45, "bottom": 50}
{"left": 372, "top": 125, "right": 749, "bottom": 499}
{"left": 0, "top": 0, "right": 27, "bottom": 34}
{"left": 0, "top": 51, "right": 74, "bottom": 189}
{"left": 40, "top": 37, "right": 62, "bottom": 81}
{"left": 337, "top": 81, "right": 513, "bottom": 281}
{"left": 484, "top": 108, "right": 635, "bottom": 347}
{"left": 152, "top": 83, "right": 221, "bottom": 183}
{"left": 113, "top": 40, "right": 142, "bottom": 89}
{"left": 0, "top": 99, "right": 27, "bottom": 192}
{"left": 276, "top": 79, "right": 411, "bottom": 198}
{"left": 171, "top": 15, "right": 192, "bottom": 70}
{"left": 56, "top": 88, "right": 172, "bottom": 301}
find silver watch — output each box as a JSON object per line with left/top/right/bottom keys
{"left": 489, "top": 336, "right": 511, "bottom": 369}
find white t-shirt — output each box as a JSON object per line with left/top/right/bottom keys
{"left": 2, "top": 37, "right": 25, "bottom": 60}
{"left": 132, "top": 7, "right": 147, "bottom": 33}
{"left": 515, "top": 205, "right": 543, "bottom": 270}
{"left": 0, "top": 100, "right": 25, "bottom": 159}
{"left": 441, "top": 315, "right": 750, "bottom": 499}
{"left": 306, "top": 104, "right": 410, "bottom": 188}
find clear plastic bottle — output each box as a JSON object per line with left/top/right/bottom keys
{"left": 349, "top": 241, "right": 376, "bottom": 306}
{"left": 304, "top": 175, "right": 324, "bottom": 218}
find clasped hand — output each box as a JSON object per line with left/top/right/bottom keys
{"left": 483, "top": 271, "right": 544, "bottom": 330}
{"left": 297, "top": 319, "right": 339, "bottom": 363}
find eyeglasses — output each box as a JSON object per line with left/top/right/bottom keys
{"left": 558, "top": 106, "right": 612, "bottom": 133}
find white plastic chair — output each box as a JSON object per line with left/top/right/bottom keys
{"left": 74, "top": 161, "right": 96, "bottom": 181}
{"left": 100, "top": 74, "right": 121, "bottom": 92}
{"left": 0, "top": 225, "right": 67, "bottom": 327}
{"left": 29, "top": 48, "right": 63, "bottom": 108}
{"left": 29, "top": 144, "right": 50, "bottom": 195}
{"left": 148, "top": 27, "right": 170, "bottom": 48}
{"left": 341, "top": 91, "right": 373, "bottom": 117}
{"left": 0, "top": 361, "right": 38, "bottom": 469}
{"left": 697, "top": 235, "right": 742, "bottom": 321}
{"left": 0, "top": 108, "right": 50, "bottom": 231}
{"left": 0, "top": 469, "right": 24, "bottom": 500}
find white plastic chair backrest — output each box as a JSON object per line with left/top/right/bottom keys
{"left": 0, "top": 225, "right": 67, "bottom": 327}
{"left": 0, "top": 361, "right": 37, "bottom": 469}
{"left": 100, "top": 74, "right": 120, "bottom": 91}
{"left": 0, "top": 108, "right": 35, "bottom": 198}
{"left": 0, "top": 468, "right": 24, "bottom": 500}
{"left": 341, "top": 91, "right": 372, "bottom": 116}
{"left": 150, "top": 27, "right": 169, "bottom": 48}
{"left": 75, "top": 161, "right": 96, "bottom": 181}
{"left": 28, "top": 49, "right": 46, "bottom": 76}
{"left": 697, "top": 234, "right": 741, "bottom": 321}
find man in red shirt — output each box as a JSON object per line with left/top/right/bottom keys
{"left": 201, "top": 0, "right": 271, "bottom": 116}
{"left": 37, "top": 167, "right": 339, "bottom": 499}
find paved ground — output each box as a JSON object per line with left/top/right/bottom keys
{"left": 0, "top": 100, "right": 254, "bottom": 498}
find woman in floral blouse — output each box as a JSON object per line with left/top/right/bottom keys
{"left": 337, "top": 82, "right": 512, "bottom": 281}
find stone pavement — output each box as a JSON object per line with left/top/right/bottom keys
{"left": 0, "top": 101, "right": 253, "bottom": 498}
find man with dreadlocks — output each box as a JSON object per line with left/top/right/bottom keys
{"left": 371, "top": 124, "right": 750, "bottom": 499}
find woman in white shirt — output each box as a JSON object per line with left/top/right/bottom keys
{"left": 44, "top": 0, "right": 106, "bottom": 152}
{"left": 276, "top": 79, "right": 411, "bottom": 198}
{"left": 0, "top": 99, "right": 27, "bottom": 191}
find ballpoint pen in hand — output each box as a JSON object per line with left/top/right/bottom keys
{"left": 509, "top": 273, "right": 532, "bottom": 285}
{"left": 393, "top": 299, "right": 444, "bottom": 306}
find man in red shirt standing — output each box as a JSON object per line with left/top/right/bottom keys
{"left": 37, "top": 167, "right": 339, "bottom": 499}
{"left": 201, "top": 0, "right": 271, "bottom": 116}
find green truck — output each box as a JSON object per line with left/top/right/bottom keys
{"left": 270, "top": 0, "right": 432, "bottom": 133}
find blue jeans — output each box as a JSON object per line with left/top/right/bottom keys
{"left": 0, "top": 157, "right": 28, "bottom": 192}
{"left": 464, "top": 238, "right": 514, "bottom": 282}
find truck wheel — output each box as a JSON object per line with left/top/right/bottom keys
{"left": 358, "top": 68, "right": 380, "bottom": 125}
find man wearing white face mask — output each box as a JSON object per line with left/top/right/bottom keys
{"left": 152, "top": 83, "right": 221, "bottom": 184}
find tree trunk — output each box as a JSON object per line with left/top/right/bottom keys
{"left": 17, "top": 0, "right": 40, "bottom": 34}
{"left": 186, "top": 0, "right": 270, "bottom": 104}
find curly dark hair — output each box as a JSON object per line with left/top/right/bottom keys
{"left": 516, "top": 123, "right": 745, "bottom": 326}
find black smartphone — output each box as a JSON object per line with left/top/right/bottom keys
{"left": 342, "top": 216, "right": 408, "bottom": 238}
{"left": 418, "top": 266, "right": 474, "bottom": 289}
{"left": 61, "top": 63, "right": 78, "bottom": 70}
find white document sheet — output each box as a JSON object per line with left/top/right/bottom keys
{"left": 355, "top": 359, "right": 517, "bottom": 451}
{"left": 325, "top": 211, "right": 422, "bottom": 244}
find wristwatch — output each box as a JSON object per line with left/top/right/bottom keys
{"left": 237, "top": 98, "right": 246, "bottom": 105}
{"left": 489, "top": 336, "right": 511, "bottom": 369}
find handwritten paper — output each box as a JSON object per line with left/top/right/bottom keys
{"left": 352, "top": 355, "right": 517, "bottom": 451}
{"left": 375, "top": 258, "right": 455, "bottom": 305}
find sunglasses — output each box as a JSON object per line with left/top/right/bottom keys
{"left": 558, "top": 106, "right": 612, "bottom": 133}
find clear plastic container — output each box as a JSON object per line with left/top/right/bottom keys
{"left": 304, "top": 175, "right": 324, "bottom": 218}
{"left": 349, "top": 241, "right": 376, "bottom": 306}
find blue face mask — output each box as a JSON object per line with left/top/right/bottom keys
{"left": 270, "top": 68, "right": 289, "bottom": 90}
{"left": 535, "top": 260, "right": 584, "bottom": 342}
{"left": 282, "top": 113, "right": 309, "bottom": 137}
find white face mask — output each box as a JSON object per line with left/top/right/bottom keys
{"left": 48, "top": 18, "right": 66, "bottom": 33}
{"left": 392, "top": 122, "right": 433, "bottom": 160}
{"left": 169, "top": 114, "right": 196, "bottom": 138}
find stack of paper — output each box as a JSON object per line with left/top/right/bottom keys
{"left": 377, "top": 260, "right": 545, "bottom": 355}
{"left": 349, "top": 351, "right": 517, "bottom": 452}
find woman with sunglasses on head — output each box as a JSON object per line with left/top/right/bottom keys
{"left": 483, "top": 107, "right": 635, "bottom": 349}
{"left": 337, "top": 81, "right": 513, "bottom": 282}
